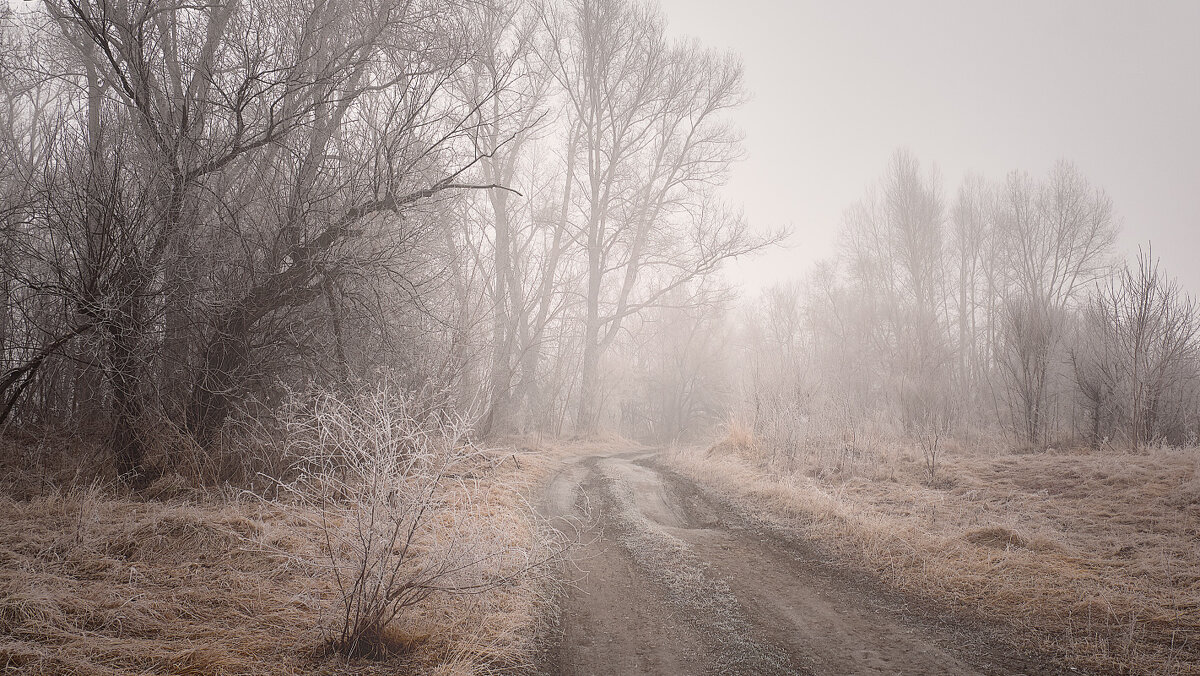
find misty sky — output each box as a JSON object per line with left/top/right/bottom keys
{"left": 656, "top": 0, "right": 1200, "bottom": 294}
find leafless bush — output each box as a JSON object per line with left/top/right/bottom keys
{"left": 919, "top": 426, "right": 941, "bottom": 484}
{"left": 273, "top": 385, "right": 544, "bottom": 657}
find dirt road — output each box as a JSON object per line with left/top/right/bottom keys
{"left": 539, "top": 449, "right": 1058, "bottom": 676}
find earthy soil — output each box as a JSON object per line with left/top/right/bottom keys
{"left": 538, "top": 448, "right": 1065, "bottom": 675}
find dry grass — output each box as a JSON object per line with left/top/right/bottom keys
{"left": 666, "top": 433, "right": 1200, "bottom": 675}
{"left": 0, "top": 440, "right": 562, "bottom": 675}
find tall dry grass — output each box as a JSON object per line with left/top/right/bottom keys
{"left": 669, "top": 423, "right": 1200, "bottom": 674}
{"left": 0, "top": 387, "right": 564, "bottom": 674}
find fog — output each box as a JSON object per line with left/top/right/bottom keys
{"left": 660, "top": 0, "right": 1200, "bottom": 295}
{"left": 1, "top": 0, "right": 1197, "bottom": 673}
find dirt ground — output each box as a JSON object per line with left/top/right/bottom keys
{"left": 538, "top": 448, "right": 1059, "bottom": 675}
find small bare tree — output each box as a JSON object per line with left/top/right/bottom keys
{"left": 276, "top": 385, "right": 547, "bottom": 657}
{"left": 919, "top": 422, "right": 941, "bottom": 485}
{"left": 1071, "top": 294, "right": 1119, "bottom": 447}
{"left": 1084, "top": 248, "right": 1199, "bottom": 448}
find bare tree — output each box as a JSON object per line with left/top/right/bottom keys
{"left": 948, "top": 173, "right": 995, "bottom": 425}
{"left": 0, "top": 0, "right": 534, "bottom": 480}
{"left": 992, "top": 162, "right": 1115, "bottom": 447}
{"left": 996, "top": 296, "right": 1058, "bottom": 447}
{"left": 842, "top": 149, "right": 952, "bottom": 431}
{"left": 454, "top": 0, "right": 566, "bottom": 436}
{"left": 1081, "top": 248, "right": 1199, "bottom": 448}
{"left": 1071, "top": 295, "right": 1118, "bottom": 447}
{"left": 543, "top": 0, "right": 768, "bottom": 432}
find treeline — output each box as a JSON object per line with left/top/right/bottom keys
{"left": 5, "top": 0, "right": 1191, "bottom": 480}
{"left": 737, "top": 150, "right": 1199, "bottom": 451}
{"left": 0, "top": 0, "right": 764, "bottom": 481}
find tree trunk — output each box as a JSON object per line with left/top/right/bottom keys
{"left": 576, "top": 313, "right": 602, "bottom": 434}
{"left": 484, "top": 187, "right": 515, "bottom": 436}
{"left": 107, "top": 297, "right": 148, "bottom": 483}
{"left": 186, "top": 313, "right": 251, "bottom": 447}
{"left": 576, "top": 227, "right": 604, "bottom": 433}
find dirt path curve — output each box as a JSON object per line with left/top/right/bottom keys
{"left": 539, "top": 448, "right": 1055, "bottom": 676}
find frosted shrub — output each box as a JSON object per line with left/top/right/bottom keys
{"left": 275, "top": 386, "right": 502, "bottom": 656}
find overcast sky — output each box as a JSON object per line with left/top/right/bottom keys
{"left": 655, "top": 0, "right": 1200, "bottom": 295}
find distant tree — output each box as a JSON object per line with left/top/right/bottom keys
{"left": 948, "top": 173, "right": 995, "bottom": 423}
{"left": 992, "top": 162, "right": 1115, "bottom": 447}
{"left": 842, "top": 149, "right": 951, "bottom": 431}
{"left": 1081, "top": 249, "right": 1199, "bottom": 447}
{"left": 457, "top": 0, "right": 561, "bottom": 436}
{"left": 631, "top": 284, "right": 734, "bottom": 442}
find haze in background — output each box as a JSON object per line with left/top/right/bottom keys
{"left": 657, "top": 0, "right": 1200, "bottom": 293}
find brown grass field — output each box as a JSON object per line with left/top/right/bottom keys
{"left": 665, "top": 429, "right": 1200, "bottom": 675}
{"left": 0, "top": 438, "right": 563, "bottom": 675}
{"left": 4, "top": 429, "right": 1197, "bottom": 674}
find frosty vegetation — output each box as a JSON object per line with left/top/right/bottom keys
{"left": 740, "top": 151, "right": 1198, "bottom": 458}
{"left": 0, "top": 0, "right": 773, "bottom": 479}
{"left": 3, "top": 0, "right": 1191, "bottom": 477}
{"left": 0, "top": 0, "right": 1197, "bottom": 670}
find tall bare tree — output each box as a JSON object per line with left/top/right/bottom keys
{"left": 0, "top": 0, "right": 530, "bottom": 479}
{"left": 543, "top": 0, "right": 765, "bottom": 432}
{"left": 993, "top": 162, "right": 1115, "bottom": 446}
{"left": 842, "top": 149, "right": 951, "bottom": 430}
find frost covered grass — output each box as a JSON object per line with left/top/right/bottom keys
{"left": 667, "top": 433, "right": 1200, "bottom": 674}
{"left": 0, "top": 392, "right": 564, "bottom": 675}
